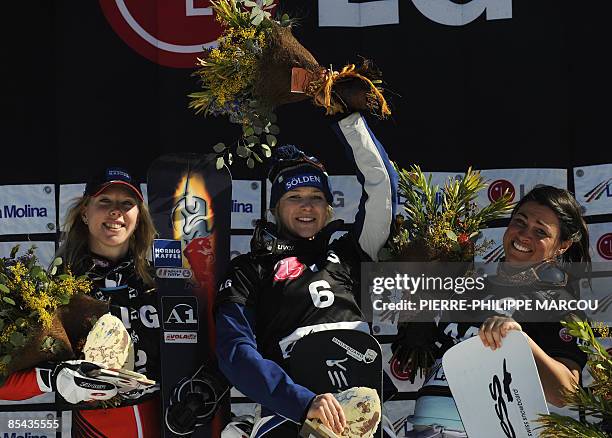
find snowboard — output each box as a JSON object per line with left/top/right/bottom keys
{"left": 147, "top": 153, "right": 232, "bottom": 438}
{"left": 442, "top": 331, "right": 549, "bottom": 438}
{"left": 289, "top": 329, "right": 383, "bottom": 438}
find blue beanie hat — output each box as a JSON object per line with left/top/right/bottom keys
{"left": 268, "top": 145, "right": 333, "bottom": 209}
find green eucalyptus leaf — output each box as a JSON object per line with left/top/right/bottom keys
{"left": 227, "top": 152, "right": 233, "bottom": 166}
{"left": 268, "top": 124, "right": 280, "bottom": 135}
{"left": 251, "top": 12, "right": 264, "bottom": 26}
{"left": 216, "top": 156, "right": 225, "bottom": 170}
{"left": 252, "top": 151, "right": 263, "bottom": 163}
{"left": 237, "top": 146, "right": 249, "bottom": 158}
{"left": 49, "top": 266, "right": 57, "bottom": 276}
{"left": 0, "top": 284, "right": 9, "bottom": 294}
{"left": 243, "top": 126, "right": 255, "bottom": 137}
{"left": 246, "top": 135, "right": 259, "bottom": 144}
{"left": 2, "top": 297, "right": 15, "bottom": 306}
{"left": 253, "top": 126, "right": 263, "bottom": 135}
{"left": 445, "top": 230, "right": 458, "bottom": 241}
{"left": 9, "top": 245, "right": 19, "bottom": 259}
{"left": 266, "top": 134, "right": 277, "bottom": 147}
{"left": 247, "top": 157, "right": 255, "bottom": 169}
{"left": 213, "top": 142, "right": 226, "bottom": 153}
{"left": 52, "top": 257, "right": 62, "bottom": 267}
{"left": 243, "top": 0, "right": 258, "bottom": 7}
{"left": 261, "top": 144, "right": 271, "bottom": 158}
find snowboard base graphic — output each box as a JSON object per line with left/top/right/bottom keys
{"left": 148, "top": 153, "right": 232, "bottom": 438}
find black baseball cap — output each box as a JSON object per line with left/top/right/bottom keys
{"left": 84, "top": 167, "right": 144, "bottom": 201}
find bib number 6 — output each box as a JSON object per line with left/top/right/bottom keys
{"left": 309, "top": 280, "right": 334, "bottom": 308}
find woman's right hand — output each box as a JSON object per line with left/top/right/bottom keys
{"left": 306, "top": 393, "right": 346, "bottom": 435}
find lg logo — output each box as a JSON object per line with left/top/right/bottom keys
{"left": 319, "top": 0, "right": 512, "bottom": 27}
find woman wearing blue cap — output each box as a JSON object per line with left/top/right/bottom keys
{"left": 0, "top": 167, "right": 161, "bottom": 437}
{"left": 215, "top": 112, "right": 398, "bottom": 437}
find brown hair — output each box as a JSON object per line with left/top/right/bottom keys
{"left": 56, "top": 194, "right": 157, "bottom": 286}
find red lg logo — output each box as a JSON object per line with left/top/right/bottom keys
{"left": 99, "top": 0, "right": 223, "bottom": 68}
{"left": 597, "top": 233, "right": 612, "bottom": 260}
{"left": 389, "top": 356, "right": 411, "bottom": 381}
{"left": 488, "top": 179, "right": 515, "bottom": 203}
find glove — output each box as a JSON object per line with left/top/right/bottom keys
{"left": 51, "top": 360, "right": 118, "bottom": 404}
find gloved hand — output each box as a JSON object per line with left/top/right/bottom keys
{"left": 51, "top": 360, "right": 118, "bottom": 404}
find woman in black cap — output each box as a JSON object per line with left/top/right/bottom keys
{"left": 215, "top": 112, "right": 398, "bottom": 437}
{"left": 0, "top": 167, "right": 161, "bottom": 437}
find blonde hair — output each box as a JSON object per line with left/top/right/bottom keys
{"left": 56, "top": 195, "right": 157, "bottom": 287}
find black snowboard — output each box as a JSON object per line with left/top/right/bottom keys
{"left": 147, "top": 153, "right": 232, "bottom": 438}
{"left": 289, "top": 329, "right": 383, "bottom": 438}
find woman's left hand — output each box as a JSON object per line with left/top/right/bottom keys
{"left": 479, "top": 316, "right": 522, "bottom": 350}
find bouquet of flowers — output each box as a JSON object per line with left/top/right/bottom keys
{"left": 538, "top": 318, "right": 611, "bottom": 437}
{"left": 0, "top": 246, "right": 107, "bottom": 385}
{"left": 387, "top": 165, "right": 513, "bottom": 382}
{"left": 189, "top": 0, "right": 391, "bottom": 169}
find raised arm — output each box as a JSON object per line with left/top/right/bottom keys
{"left": 332, "top": 112, "right": 398, "bottom": 261}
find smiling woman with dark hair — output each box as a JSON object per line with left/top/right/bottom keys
{"left": 398, "top": 185, "right": 591, "bottom": 437}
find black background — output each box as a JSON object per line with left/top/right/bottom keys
{"left": 3, "top": 1, "right": 611, "bottom": 186}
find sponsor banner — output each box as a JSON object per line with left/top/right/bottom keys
{"left": 0, "top": 185, "right": 56, "bottom": 235}
{"left": 474, "top": 227, "right": 506, "bottom": 276}
{"left": 329, "top": 175, "right": 360, "bottom": 223}
{"left": 153, "top": 239, "right": 183, "bottom": 267}
{"left": 579, "top": 276, "right": 612, "bottom": 326}
{"left": 164, "top": 331, "right": 198, "bottom": 343}
{"left": 231, "top": 180, "right": 261, "bottom": 229}
{"left": 589, "top": 222, "right": 612, "bottom": 268}
{"left": 230, "top": 235, "right": 251, "bottom": 260}
{"left": 58, "top": 184, "right": 85, "bottom": 228}
{"left": 475, "top": 169, "right": 567, "bottom": 216}
{"left": 573, "top": 163, "right": 612, "bottom": 215}
{"left": 330, "top": 230, "right": 348, "bottom": 244}
{"left": 395, "top": 171, "right": 463, "bottom": 216}
{"left": 371, "top": 282, "right": 400, "bottom": 336}
{"left": 383, "top": 399, "right": 416, "bottom": 438}
{"left": 381, "top": 343, "right": 424, "bottom": 393}
{"left": 318, "top": 0, "right": 399, "bottom": 27}
{"left": 0, "top": 241, "right": 56, "bottom": 268}
{"left": 140, "top": 183, "right": 148, "bottom": 205}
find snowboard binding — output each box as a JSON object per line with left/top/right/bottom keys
{"left": 164, "top": 364, "right": 230, "bottom": 435}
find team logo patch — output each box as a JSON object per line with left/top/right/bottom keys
{"left": 559, "top": 327, "right": 573, "bottom": 342}
{"left": 273, "top": 257, "right": 305, "bottom": 282}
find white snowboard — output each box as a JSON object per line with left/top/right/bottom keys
{"left": 442, "top": 331, "right": 549, "bottom": 438}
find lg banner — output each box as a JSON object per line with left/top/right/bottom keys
{"left": 475, "top": 169, "right": 567, "bottom": 215}
{"left": 98, "top": 0, "right": 221, "bottom": 68}
{"left": 319, "top": 0, "right": 512, "bottom": 27}
{"left": 573, "top": 164, "right": 612, "bottom": 216}
{"left": 0, "top": 184, "right": 56, "bottom": 235}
